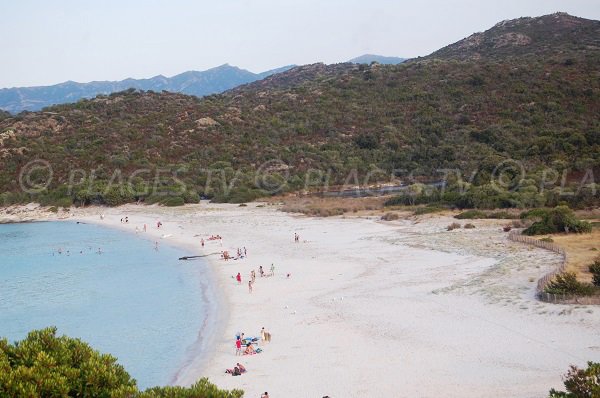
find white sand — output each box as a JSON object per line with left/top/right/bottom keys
{"left": 2, "top": 202, "right": 599, "bottom": 397}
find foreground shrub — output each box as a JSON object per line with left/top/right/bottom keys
{"left": 381, "top": 212, "right": 399, "bottom": 221}
{"left": 544, "top": 272, "right": 596, "bottom": 296}
{"left": 523, "top": 206, "right": 592, "bottom": 235}
{"left": 549, "top": 361, "right": 600, "bottom": 397}
{"left": 139, "top": 378, "right": 243, "bottom": 398}
{"left": 0, "top": 327, "right": 137, "bottom": 397}
{"left": 447, "top": 222, "right": 461, "bottom": 231}
{"left": 0, "top": 327, "right": 243, "bottom": 398}
{"left": 464, "top": 223, "right": 476, "bottom": 229}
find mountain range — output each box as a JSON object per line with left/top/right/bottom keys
{"left": 0, "top": 53, "right": 405, "bottom": 113}
{"left": 0, "top": 64, "right": 294, "bottom": 114}
{"left": 0, "top": 13, "right": 598, "bottom": 207}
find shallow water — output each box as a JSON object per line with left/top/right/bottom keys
{"left": 0, "top": 221, "right": 209, "bottom": 389}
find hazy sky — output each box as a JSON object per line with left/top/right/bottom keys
{"left": 1, "top": 0, "right": 599, "bottom": 88}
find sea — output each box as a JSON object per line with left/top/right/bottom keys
{"left": 0, "top": 221, "right": 211, "bottom": 389}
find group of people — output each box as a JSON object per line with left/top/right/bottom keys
{"left": 55, "top": 246, "right": 103, "bottom": 255}
{"left": 236, "top": 263, "right": 276, "bottom": 293}
{"left": 234, "top": 328, "right": 271, "bottom": 356}
{"left": 234, "top": 335, "right": 259, "bottom": 356}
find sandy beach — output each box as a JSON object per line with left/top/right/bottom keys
{"left": 2, "top": 202, "right": 599, "bottom": 397}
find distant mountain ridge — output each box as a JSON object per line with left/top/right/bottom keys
{"left": 0, "top": 64, "right": 295, "bottom": 113}
{"left": 348, "top": 54, "right": 406, "bottom": 64}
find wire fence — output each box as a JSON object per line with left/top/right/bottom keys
{"left": 508, "top": 231, "right": 600, "bottom": 305}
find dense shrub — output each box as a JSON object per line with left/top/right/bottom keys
{"left": 523, "top": 206, "right": 592, "bottom": 235}
{"left": 0, "top": 327, "right": 137, "bottom": 397}
{"left": 447, "top": 222, "right": 461, "bottom": 231}
{"left": 381, "top": 212, "right": 399, "bottom": 221}
{"left": 549, "top": 362, "right": 600, "bottom": 397}
{"left": 0, "top": 327, "right": 244, "bottom": 398}
{"left": 455, "top": 210, "right": 487, "bottom": 219}
{"left": 161, "top": 196, "right": 185, "bottom": 207}
{"left": 544, "top": 272, "right": 596, "bottom": 296}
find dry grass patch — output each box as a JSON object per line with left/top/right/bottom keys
{"left": 275, "top": 195, "right": 391, "bottom": 217}
{"left": 549, "top": 228, "right": 600, "bottom": 284}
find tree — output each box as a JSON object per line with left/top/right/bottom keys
{"left": 0, "top": 327, "right": 244, "bottom": 398}
{"left": 0, "top": 327, "right": 137, "bottom": 398}
{"left": 523, "top": 206, "right": 592, "bottom": 235}
{"left": 549, "top": 362, "right": 600, "bottom": 397}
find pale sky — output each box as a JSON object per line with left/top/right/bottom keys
{"left": 1, "top": 0, "right": 599, "bottom": 88}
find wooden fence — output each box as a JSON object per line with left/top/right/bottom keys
{"left": 508, "top": 231, "right": 600, "bottom": 305}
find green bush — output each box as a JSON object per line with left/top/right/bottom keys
{"left": 544, "top": 272, "right": 596, "bottom": 296}
{"left": 0, "top": 327, "right": 137, "bottom": 397}
{"left": 0, "top": 327, "right": 244, "bottom": 398}
{"left": 161, "top": 196, "right": 185, "bottom": 207}
{"left": 523, "top": 206, "right": 592, "bottom": 235}
{"left": 455, "top": 210, "right": 487, "bottom": 219}
{"left": 182, "top": 190, "right": 200, "bottom": 204}
{"left": 139, "top": 379, "right": 243, "bottom": 398}
{"left": 549, "top": 362, "right": 600, "bottom": 397}
{"left": 102, "top": 185, "right": 135, "bottom": 206}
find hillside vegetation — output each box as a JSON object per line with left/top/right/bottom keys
{"left": 0, "top": 13, "right": 598, "bottom": 207}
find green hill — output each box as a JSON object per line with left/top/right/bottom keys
{"left": 0, "top": 13, "right": 598, "bottom": 207}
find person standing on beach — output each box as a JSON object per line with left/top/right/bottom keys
{"left": 235, "top": 338, "right": 242, "bottom": 355}
{"left": 201, "top": 238, "right": 205, "bottom": 248}
{"left": 259, "top": 266, "right": 264, "bottom": 277}
{"left": 248, "top": 280, "right": 253, "bottom": 293}
{"left": 143, "top": 224, "right": 147, "bottom": 232}
{"left": 270, "top": 263, "right": 275, "bottom": 276}
{"left": 251, "top": 270, "right": 256, "bottom": 283}
{"left": 236, "top": 272, "right": 242, "bottom": 284}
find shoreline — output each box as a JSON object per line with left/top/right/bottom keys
{"left": 66, "top": 209, "right": 229, "bottom": 387}
{"left": 2, "top": 203, "right": 599, "bottom": 397}
{"left": 0, "top": 206, "right": 227, "bottom": 388}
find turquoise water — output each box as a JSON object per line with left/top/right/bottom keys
{"left": 0, "top": 221, "right": 210, "bottom": 389}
